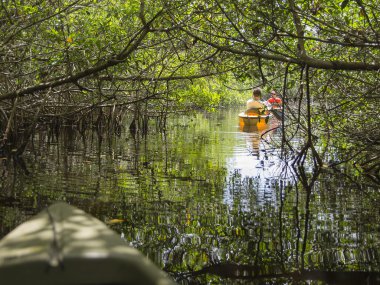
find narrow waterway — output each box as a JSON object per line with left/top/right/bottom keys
{"left": 0, "top": 108, "right": 379, "bottom": 284}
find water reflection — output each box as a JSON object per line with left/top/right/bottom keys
{"left": 0, "top": 109, "right": 379, "bottom": 284}
{"left": 224, "top": 114, "right": 289, "bottom": 211}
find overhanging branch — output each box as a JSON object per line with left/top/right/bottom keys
{"left": 181, "top": 27, "right": 380, "bottom": 71}
{"left": 0, "top": 10, "right": 163, "bottom": 102}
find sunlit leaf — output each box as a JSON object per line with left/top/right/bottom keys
{"left": 106, "top": 218, "right": 126, "bottom": 224}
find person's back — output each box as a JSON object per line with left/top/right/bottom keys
{"left": 246, "top": 88, "right": 265, "bottom": 114}
{"left": 247, "top": 99, "right": 264, "bottom": 110}
{"left": 247, "top": 98, "right": 265, "bottom": 109}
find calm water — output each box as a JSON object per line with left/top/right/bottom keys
{"left": 0, "top": 108, "right": 379, "bottom": 284}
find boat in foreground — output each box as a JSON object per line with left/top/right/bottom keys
{"left": 0, "top": 202, "right": 175, "bottom": 285}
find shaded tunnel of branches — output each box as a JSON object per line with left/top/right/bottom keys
{"left": 0, "top": 0, "right": 379, "bottom": 184}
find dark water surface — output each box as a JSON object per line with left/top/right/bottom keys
{"left": 0, "top": 108, "right": 379, "bottom": 284}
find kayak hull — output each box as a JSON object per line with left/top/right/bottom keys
{"left": 239, "top": 112, "right": 271, "bottom": 132}
{"left": 0, "top": 203, "right": 175, "bottom": 285}
{"left": 270, "top": 108, "right": 283, "bottom": 120}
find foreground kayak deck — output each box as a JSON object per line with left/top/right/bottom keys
{"left": 0, "top": 202, "right": 175, "bottom": 285}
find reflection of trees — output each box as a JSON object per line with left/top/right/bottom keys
{"left": 142, "top": 162, "right": 379, "bottom": 283}
{"left": 173, "top": 263, "right": 379, "bottom": 284}
{"left": 241, "top": 117, "right": 280, "bottom": 158}
{"left": 0, "top": 110, "right": 379, "bottom": 284}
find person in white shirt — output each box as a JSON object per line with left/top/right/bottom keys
{"left": 246, "top": 87, "right": 266, "bottom": 114}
